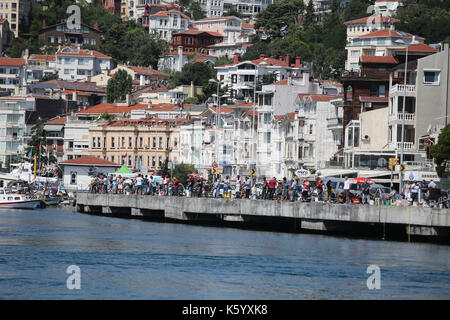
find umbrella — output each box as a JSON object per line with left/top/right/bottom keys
{"left": 353, "top": 177, "right": 374, "bottom": 184}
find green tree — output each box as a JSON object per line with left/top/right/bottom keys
{"left": 395, "top": 0, "right": 450, "bottom": 43}
{"left": 214, "top": 55, "right": 233, "bottom": 66}
{"left": 303, "top": 0, "right": 315, "bottom": 27}
{"left": 241, "top": 40, "right": 270, "bottom": 61}
{"left": 343, "top": 0, "right": 372, "bottom": 21}
{"left": 223, "top": 8, "right": 244, "bottom": 18}
{"left": 24, "top": 118, "right": 57, "bottom": 165}
{"left": 184, "top": 96, "right": 199, "bottom": 104}
{"left": 106, "top": 69, "right": 132, "bottom": 103}
{"left": 172, "top": 163, "right": 197, "bottom": 185}
{"left": 39, "top": 72, "right": 59, "bottom": 82}
{"left": 172, "top": 63, "right": 215, "bottom": 87}
{"left": 430, "top": 124, "right": 450, "bottom": 178}
{"left": 187, "top": 2, "right": 206, "bottom": 20}
{"left": 255, "top": 0, "right": 306, "bottom": 39}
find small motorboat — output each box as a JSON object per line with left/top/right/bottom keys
{"left": 0, "top": 188, "right": 41, "bottom": 209}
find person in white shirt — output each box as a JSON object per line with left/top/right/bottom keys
{"left": 135, "top": 174, "right": 143, "bottom": 195}
{"left": 343, "top": 176, "right": 351, "bottom": 203}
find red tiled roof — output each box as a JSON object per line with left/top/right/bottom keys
{"left": 46, "top": 116, "right": 67, "bottom": 124}
{"left": 173, "top": 29, "right": 223, "bottom": 37}
{"left": 107, "top": 118, "right": 187, "bottom": 127}
{"left": 29, "top": 54, "right": 56, "bottom": 62}
{"left": 0, "top": 57, "right": 26, "bottom": 67}
{"left": 396, "top": 43, "right": 438, "bottom": 53}
{"left": 359, "top": 96, "right": 389, "bottom": 103}
{"left": 274, "top": 115, "right": 285, "bottom": 120}
{"left": 76, "top": 103, "right": 148, "bottom": 114}
{"left": 251, "top": 57, "right": 289, "bottom": 67}
{"left": 195, "top": 16, "right": 240, "bottom": 22}
{"left": 241, "top": 22, "right": 254, "bottom": 29}
{"left": 344, "top": 16, "right": 399, "bottom": 25}
{"left": 60, "top": 156, "right": 120, "bottom": 166}
{"left": 56, "top": 46, "right": 111, "bottom": 59}
{"left": 360, "top": 55, "right": 398, "bottom": 64}
{"left": 359, "top": 29, "right": 404, "bottom": 38}
{"left": 209, "top": 107, "right": 234, "bottom": 114}
{"left": 286, "top": 112, "right": 296, "bottom": 122}
{"left": 193, "top": 58, "right": 208, "bottom": 63}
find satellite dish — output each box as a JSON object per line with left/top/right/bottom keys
{"left": 377, "top": 157, "right": 387, "bottom": 167}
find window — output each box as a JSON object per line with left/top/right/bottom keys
{"left": 159, "top": 137, "right": 163, "bottom": 148}
{"left": 265, "top": 132, "right": 271, "bottom": 143}
{"left": 128, "top": 155, "right": 132, "bottom": 166}
{"left": 111, "top": 137, "right": 115, "bottom": 148}
{"left": 423, "top": 71, "right": 440, "bottom": 85}
{"left": 70, "top": 172, "right": 77, "bottom": 185}
{"left": 129, "top": 136, "right": 132, "bottom": 148}
{"left": 152, "top": 137, "right": 156, "bottom": 148}
{"left": 92, "top": 137, "right": 96, "bottom": 148}
{"left": 152, "top": 156, "right": 156, "bottom": 167}
{"left": 379, "top": 85, "right": 386, "bottom": 97}
{"left": 159, "top": 156, "right": 163, "bottom": 167}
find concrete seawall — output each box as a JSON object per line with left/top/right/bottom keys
{"left": 76, "top": 193, "right": 450, "bottom": 240}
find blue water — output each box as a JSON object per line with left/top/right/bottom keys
{"left": 0, "top": 207, "right": 449, "bottom": 299}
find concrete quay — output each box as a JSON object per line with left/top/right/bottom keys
{"left": 75, "top": 192, "right": 450, "bottom": 241}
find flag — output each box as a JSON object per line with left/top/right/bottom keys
{"left": 123, "top": 153, "right": 127, "bottom": 158}
{"left": 37, "top": 143, "right": 41, "bottom": 152}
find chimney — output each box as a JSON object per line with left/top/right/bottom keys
{"left": 279, "top": 55, "right": 283, "bottom": 62}
{"left": 177, "top": 46, "right": 183, "bottom": 71}
{"left": 73, "top": 90, "right": 78, "bottom": 102}
{"left": 125, "top": 94, "right": 130, "bottom": 106}
{"left": 295, "top": 56, "right": 301, "bottom": 67}
{"left": 260, "top": 54, "right": 266, "bottom": 59}
{"left": 140, "top": 74, "right": 145, "bottom": 86}
{"left": 285, "top": 55, "right": 290, "bottom": 66}
{"left": 189, "top": 81, "right": 194, "bottom": 98}
{"left": 233, "top": 52, "right": 239, "bottom": 64}
{"left": 42, "top": 19, "right": 46, "bottom": 28}
{"left": 94, "top": 22, "right": 99, "bottom": 30}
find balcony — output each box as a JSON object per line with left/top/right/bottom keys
{"left": 389, "top": 84, "right": 416, "bottom": 97}
{"left": 341, "top": 69, "right": 390, "bottom": 81}
{"left": 392, "top": 142, "right": 415, "bottom": 150}
{"left": 389, "top": 112, "right": 415, "bottom": 123}
{"left": 326, "top": 117, "right": 343, "bottom": 131}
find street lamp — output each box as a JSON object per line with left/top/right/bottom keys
{"left": 395, "top": 38, "right": 419, "bottom": 194}
{"left": 209, "top": 78, "right": 223, "bottom": 181}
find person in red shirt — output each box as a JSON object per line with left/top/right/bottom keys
{"left": 173, "top": 177, "right": 180, "bottom": 196}
{"left": 268, "top": 177, "right": 277, "bottom": 200}
{"left": 316, "top": 177, "right": 325, "bottom": 201}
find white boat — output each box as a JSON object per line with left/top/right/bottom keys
{"left": 0, "top": 188, "right": 41, "bottom": 209}
{"left": 0, "top": 162, "right": 59, "bottom": 184}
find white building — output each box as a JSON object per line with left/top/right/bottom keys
{"left": 373, "top": 0, "right": 406, "bottom": 17}
{"left": 344, "top": 16, "right": 399, "bottom": 43}
{"left": 345, "top": 28, "right": 424, "bottom": 71}
{"left": 215, "top": 54, "right": 305, "bottom": 102}
{"left": 158, "top": 46, "right": 217, "bottom": 72}
{"left": 55, "top": 46, "right": 113, "bottom": 82}
{"left": 0, "top": 57, "right": 26, "bottom": 95}
{"left": 25, "top": 54, "right": 57, "bottom": 84}
{"left": 60, "top": 155, "right": 120, "bottom": 191}
{"left": 148, "top": 9, "right": 190, "bottom": 42}
{"left": 63, "top": 116, "right": 95, "bottom": 161}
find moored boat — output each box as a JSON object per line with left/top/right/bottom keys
{"left": 0, "top": 188, "right": 41, "bottom": 209}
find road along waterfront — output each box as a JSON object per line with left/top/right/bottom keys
{"left": 0, "top": 207, "right": 449, "bottom": 299}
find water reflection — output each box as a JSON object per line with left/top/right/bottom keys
{"left": 0, "top": 207, "right": 448, "bottom": 299}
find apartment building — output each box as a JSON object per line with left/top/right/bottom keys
{"left": 0, "top": 0, "right": 31, "bottom": 38}
{"left": 344, "top": 16, "right": 399, "bottom": 43}
{"left": 0, "top": 95, "right": 71, "bottom": 168}
{"left": 39, "top": 21, "right": 103, "bottom": 48}
{"left": 88, "top": 118, "right": 183, "bottom": 171}
{"left": 0, "top": 57, "right": 25, "bottom": 95}
{"left": 215, "top": 54, "right": 305, "bottom": 102}
{"left": 24, "top": 54, "right": 56, "bottom": 84}
{"left": 55, "top": 46, "right": 113, "bottom": 82}
{"left": 148, "top": 8, "right": 190, "bottom": 42}
{"left": 345, "top": 28, "right": 424, "bottom": 71}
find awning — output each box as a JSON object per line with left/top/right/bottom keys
{"left": 44, "top": 124, "right": 64, "bottom": 131}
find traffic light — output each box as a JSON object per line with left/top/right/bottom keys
{"left": 389, "top": 158, "right": 400, "bottom": 169}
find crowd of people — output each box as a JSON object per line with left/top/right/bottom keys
{"left": 88, "top": 174, "right": 446, "bottom": 207}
